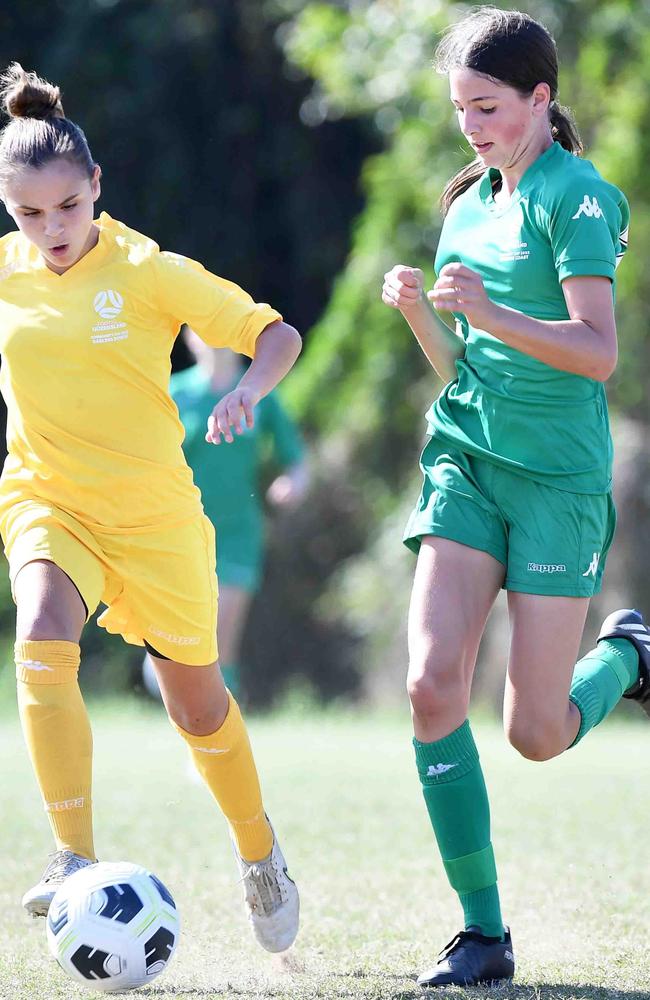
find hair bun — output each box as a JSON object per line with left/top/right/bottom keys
{"left": 0, "top": 62, "right": 64, "bottom": 121}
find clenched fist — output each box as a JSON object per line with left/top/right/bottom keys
{"left": 382, "top": 265, "right": 425, "bottom": 310}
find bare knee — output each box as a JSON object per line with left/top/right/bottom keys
{"left": 17, "top": 606, "right": 77, "bottom": 641}
{"left": 506, "top": 717, "right": 566, "bottom": 762}
{"left": 14, "top": 561, "right": 85, "bottom": 642}
{"left": 407, "top": 658, "right": 468, "bottom": 723}
{"left": 157, "top": 661, "right": 229, "bottom": 736}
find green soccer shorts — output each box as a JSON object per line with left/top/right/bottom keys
{"left": 403, "top": 438, "right": 616, "bottom": 597}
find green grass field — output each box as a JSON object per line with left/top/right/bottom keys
{"left": 0, "top": 700, "right": 648, "bottom": 1000}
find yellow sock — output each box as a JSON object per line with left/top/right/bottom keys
{"left": 173, "top": 692, "right": 273, "bottom": 862}
{"left": 15, "top": 640, "right": 95, "bottom": 860}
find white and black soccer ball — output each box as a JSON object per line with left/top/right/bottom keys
{"left": 46, "top": 861, "right": 180, "bottom": 993}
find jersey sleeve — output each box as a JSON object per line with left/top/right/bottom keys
{"left": 546, "top": 176, "right": 630, "bottom": 283}
{"left": 259, "top": 391, "right": 305, "bottom": 467}
{"left": 153, "top": 251, "right": 282, "bottom": 357}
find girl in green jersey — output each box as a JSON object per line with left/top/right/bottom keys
{"left": 382, "top": 7, "right": 648, "bottom": 988}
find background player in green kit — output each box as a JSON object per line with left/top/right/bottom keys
{"left": 382, "top": 7, "right": 649, "bottom": 989}
{"left": 143, "top": 326, "right": 309, "bottom": 699}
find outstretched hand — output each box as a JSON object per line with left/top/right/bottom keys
{"left": 206, "top": 386, "right": 260, "bottom": 444}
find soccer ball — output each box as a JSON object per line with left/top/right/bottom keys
{"left": 46, "top": 861, "right": 180, "bottom": 993}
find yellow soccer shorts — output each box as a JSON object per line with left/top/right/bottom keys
{"left": 0, "top": 499, "right": 218, "bottom": 665}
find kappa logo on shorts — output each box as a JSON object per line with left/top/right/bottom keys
{"left": 527, "top": 562, "right": 567, "bottom": 574}
{"left": 582, "top": 552, "right": 601, "bottom": 578}
{"left": 572, "top": 195, "right": 604, "bottom": 220}
{"left": 91, "top": 289, "right": 129, "bottom": 344}
{"left": 148, "top": 626, "right": 200, "bottom": 646}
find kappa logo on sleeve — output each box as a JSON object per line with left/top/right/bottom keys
{"left": 571, "top": 195, "right": 604, "bottom": 220}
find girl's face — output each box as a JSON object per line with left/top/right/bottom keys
{"left": 449, "top": 67, "right": 551, "bottom": 173}
{"left": 3, "top": 158, "right": 101, "bottom": 274}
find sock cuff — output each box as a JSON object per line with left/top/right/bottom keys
{"left": 444, "top": 844, "right": 497, "bottom": 894}
{"left": 413, "top": 719, "right": 478, "bottom": 783}
{"left": 172, "top": 691, "right": 244, "bottom": 750}
{"left": 596, "top": 639, "right": 640, "bottom": 693}
{"left": 569, "top": 676, "right": 603, "bottom": 746}
{"left": 15, "top": 640, "right": 81, "bottom": 684}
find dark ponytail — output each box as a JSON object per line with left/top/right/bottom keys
{"left": 550, "top": 102, "right": 583, "bottom": 155}
{"left": 0, "top": 63, "right": 96, "bottom": 189}
{"left": 436, "top": 7, "right": 582, "bottom": 216}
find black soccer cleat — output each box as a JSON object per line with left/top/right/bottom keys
{"left": 417, "top": 926, "right": 514, "bottom": 989}
{"left": 598, "top": 608, "right": 650, "bottom": 716}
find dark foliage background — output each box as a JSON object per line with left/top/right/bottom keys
{"left": 0, "top": 1, "right": 649, "bottom": 710}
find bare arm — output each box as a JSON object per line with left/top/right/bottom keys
{"left": 382, "top": 265, "right": 463, "bottom": 383}
{"left": 430, "top": 264, "right": 617, "bottom": 382}
{"left": 206, "top": 320, "right": 302, "bottom": 444}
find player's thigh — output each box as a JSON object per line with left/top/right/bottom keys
{"left": 409, "top": 536, "right": 505, "bottom": 685}
{"left": 502, "top": 479, "right": 615, "bottom": 601}
{"left": 2, "top": 502, "right": 105, "bottom": 642}
{"left": 504, "top": 591, "right": 590, "bottom": 738}
{"left": 14, "top": 560, "right": 87, "bottom": 641}
{"left": 502, "top": 481, "right": 614, "bottom": 733}
{"left": 404, "top": 442, "right": 507, "bottom": 685}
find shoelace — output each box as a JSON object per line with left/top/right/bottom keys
{"left": 438, "top": 929, "right": 490, "bottom": 961}
{"left": 239, "top": 858, "right": 287, "bottom": 915}
{"left": 42, "top": 851, "right": 90, "bottom": 884}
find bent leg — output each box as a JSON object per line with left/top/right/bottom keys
{"left": 409, "top": 538, "right": 506, "bottom": 939}
{"left": 505, "top": 593, "right": 639, "bottom": 760}
{"left": 14, "top": 560, "right": 95, "bottom": 860}
{"left": 152, "top": 655, "right": 272, "bottom": 861}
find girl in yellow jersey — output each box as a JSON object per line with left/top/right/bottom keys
{"left": 0, "top": 63, "right": 300, "bottom": 954}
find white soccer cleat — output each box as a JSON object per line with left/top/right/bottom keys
{"left": 22, "top": 849, "right": 97, "bottom": 918}
{"left": 232, "top": 824, "right": 299, "bottom": 953}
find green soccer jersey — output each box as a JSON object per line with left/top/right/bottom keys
{"left": 429, "top": 141, "right": 629, "bottom": 494}
{"left": 170, "top": 364, "right": 304, "bottom": 536}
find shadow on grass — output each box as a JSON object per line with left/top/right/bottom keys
{"left": 136, "top": 978, "right": 650, "bottom": 1000}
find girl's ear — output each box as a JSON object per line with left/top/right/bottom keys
{"left": 532, "top": 81, "right": 551, "bottom": 116}
{"left": 91, "top": 163, "right": 102, "bottom": 201}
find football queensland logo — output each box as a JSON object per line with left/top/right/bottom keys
{"left": 93, "top": 289, "right": 124, "bottom": 319}
{"left": 91, "top": 289, "right": 128, "bottom": 344}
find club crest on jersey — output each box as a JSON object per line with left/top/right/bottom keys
{"left": 91, "top": 289, "right": 129, "bottom": 344}
{"left": 498, "top": 210, "right": 530, "bottom": 263}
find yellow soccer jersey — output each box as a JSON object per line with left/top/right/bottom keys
{"left": 0, "top": 212, "right": 281, "bottom": 531}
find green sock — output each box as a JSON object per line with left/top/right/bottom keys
{"left": 414, "top": 720, "right": 504, "bottom": 939}
{"left": 220, "top": 663, "right": 240, "bottom": 699}
{"left": 569, "top": 638, "right": 639, "bottom": 745}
